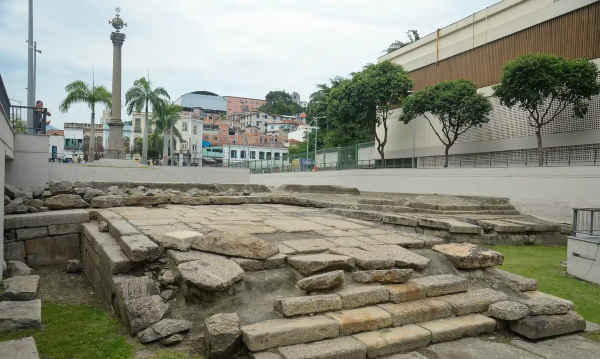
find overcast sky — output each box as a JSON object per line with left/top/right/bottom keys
{"left": 0, "top": 0, "right": 499, "bottom": 129}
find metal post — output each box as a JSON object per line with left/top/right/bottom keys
{"left": 590, "top": 210, "right": 595, "bottom": 236}
{"left": 568, "top": 148, "right": 571, "bottom": 166}
{"left": 412, "top": 118, "right": 415, "bottom": 168}
{"left": 594, "top": 146, "right": 598, "bottom": 165}
{"left": 26, "top": 0, "right": 35, "bottom": 133}
{"left": 525, "top": 151, "right": 528, "bottom": 166}
{"left": 314, "top": 118, "right": 318, "bottom": 166}
{"left": 572, "top": 209, "right": 578, "bottom": 236}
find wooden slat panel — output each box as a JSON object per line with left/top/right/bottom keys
{"left": 408, "top": 2, "right": 600, "bottom": 91}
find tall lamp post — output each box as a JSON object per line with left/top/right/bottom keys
{"left": 406, "top": 91, "right": 416, "bottom": 168}
{"left": 306, "top": 116, "right": 326, "bottom": 170}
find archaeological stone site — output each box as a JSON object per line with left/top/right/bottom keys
{"left": 1, "top": 180, "right": 597, "bottom": 359}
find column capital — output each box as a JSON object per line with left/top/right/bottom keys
{"left": 110, "top": 32, "right": 126, "bottom": 47}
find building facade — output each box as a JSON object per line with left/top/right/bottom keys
{"left": 173, "top": 112, "right": 204, "bottom": 165}
{"left": 225, "top": 96, "right": 266, "bottom": 118}
{"left": 175, "top": 91, "right": 227, "bottom": 115}
{"left": 378, "top": 0, "right": 600, "bottom": 163}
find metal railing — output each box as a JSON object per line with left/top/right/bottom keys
{"left": 0, "top": 73, "right": 10, "bottom": 120}
{"left": 9, "top": 105, "right": 48, "bottom": 134}
{"left": 572, "top": 208, "right": 600, "bottom": 238}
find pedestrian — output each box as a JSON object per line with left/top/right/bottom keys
{"left": 33, "top": 100, "right": 52, "bottom": 134}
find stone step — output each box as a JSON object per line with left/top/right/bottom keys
{"left": 82, "top": 222, "right": 136, "bottom": 274}
{"left": 107, "top": 219, "right": 160, "bottom": 262}
{"left": 432, "top": 243, "right": 504, "bottom": 269}
{"left": 353, "top": 324, "right": 431, "bottom": 358}
{"left": 0, "top": 275, "right": 39, "bottom": 301}
{"left": 287, "top": 254, "right": 356, "bottom": 276}
{"left": 0, "top": 300, "right": 42, "bottom": 331}
{"left": 328, "top": 247, "right": 396, "bottom": 270}
{"left": 177, "top": 253, "right": 244, "bottom": 293}
{"left": 410, "top": 275, "right": 469, "bottom": 297}
{"left": 352, "top": 269, "right": 413, "bottom": 284}
{"left": 510, "top": 311, "right": 586, "bottom": 339}
{"left": 334, "top": 284, "right": 390, "bottom": 309}
{"left": 0, "top": 337, "right": 40, "bottom": 359}
{"left": 274, "top": 295, "right": 342, "bottom": 317}
{"left": 417, "top": 314, "right": 496, "bottom": 343}
{"left": 417, "top": 218, "right": 483, "bottom": 234}
{"left": 278, "top": 336, "right": 368, "bottom": 359}
{"left": 359, "top": 245, "right": 430, "bottom": 269}
{"left": 437, "top": 288, "right": 508, "bottom": 315}
{"left": 325, "top": 306, "right": 392, "bottom": 336}
{"left": 378, "top": 298, "right": 453, "bottom": 326}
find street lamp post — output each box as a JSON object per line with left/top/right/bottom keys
{"left": 406, "top": 91, "right": 416, "bottom": 168}
{"left": 306, "top": 116, "right": 326, "bottom": 170}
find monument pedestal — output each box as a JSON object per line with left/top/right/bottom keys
{"left": 106, "top": 120, "right": 126, "bottom": 159}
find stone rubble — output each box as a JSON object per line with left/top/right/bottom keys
{"left": 296, "top": 270, "right": 345, "bottom": 291}
{"left": 204, "top": 313, "right": 243, "bottom": 359}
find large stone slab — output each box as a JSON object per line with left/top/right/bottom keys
{"left": 91, "top": 195, "right": 124, "bottom": 208}
{"left": 417, "top": 314, "right": 496, "bottom": 343}
{"left": 24, "top": 234, "right": 80, "bottom": 266}
{"left": 326, "top": 306, "right": 392, "bottom": 336}
{"left": 204, "top": 313, "right": 242, "bottom": 359}
{"left": 282, "top": 239, "right": 337, "bottom": 254}
{"left": 274, "top": 295, "right": 342, "bottom": 317}
{"left": 438, "top": 288, "right": 508, "bottom": 316}
{"left": 123, "top": 295, "right": 170, "bottom": 334}
{"left": 5, "top": 209, "right": 90, "bottom": 229}
{"left": 296, "top": 270, "right": 345, "bottom": 291}
{"left": 335, "top": 285, "right": 390, "bottom": 309}
{"left": 167, "top": 249, "right": 210, "bottom": 265}
{"left": 417, "top": 217, "right": 484, "bottom": 234}
{"left": 352, "top": 269, "right": 413, "bottom": 284}
{"left": 161, "top": 231, "right": 201, "bottom": 251}
{"left": 304, "top": 216, "right": 368, "bottom": 230}
{"left": 123, "top": 195, "right": 171, "bottom": 206}
{"left": 378, "top": 298, "right": 452, "bottom": 326}
{"left": 3, "top": 241, "right": 26, "bottom": 261}
{"left": 137, "top": 319, "right": 192, "bottom": 343}
{"left": 410, "top": 275, "right": 469, "bottom": 297}
{"left": 0, "top": 337, "right": 40, "bottom": 359}
{"left": 82, "top": 223, "right": 135, "bottom": 274}
{"left": 325, "top": 208, "right": 383, "bottom": 222}
{"left": 387, "top": 283, "right": 427, "bottom": 303}
{"left": 16, "top": 227, "right": 48, "bottom": 241}
{"left": 287, "top": 254, "right": 355, "bottom": 276}
{"left": 483, "top": 267, "right": 537, "bottom": 292}
{"left": 488, "top": 301, "right": 530, "bottom": 321}
{"left": 278, "top": 184, "right": 360, "bottom": 195}
{"left": 353, "top": 325, "right": 431, "bottom": 357}
{"left": 115, "top": 276, "right": 160, "bottom": 322}
{"left": 108, "top": 219, "right": 139, "bottom": 239}
{"left": 48, "top": 223, "right": 81, "bottom": 236}
{"left": 44, "top": 194, "right": 89, "bottom": 209}
{"left": 241, "top": 316, "right": 339, "bottom": 352}
{"left": 381, "top": 214, "right": 419, "bottom": 227}
{"left": 368, "top": 234, "right": 425, "bottom": 248}
{"left": 178, "top": 254, "right": 244, "bottom": 292}
{"left": 510, "top": 311, "right": 586, "bottom": 339}
{"left": 118, "top": 234, "right": 160, "bottom": 262}
{"left": 0, "top": 300, "right": 42, "bottom": 330}
{"left": 433, "top": 243, "right": 504, "bottom": 268}
{"left": 360, "top": 245, "right": 430, "bottom": 269}
{"left": 264, "top": 219, "right": 329, "bottom": 232}
{"left": 518, "top": 291, "right": 574, "bottom": 315}
{"left": 511, "top": 334, "right": 600, "bottom": 359}
{"left": 329, "top": 247, "right": 395, "bottom": 270}
{"left": 0, "top": 275, "right": 39, "bottom": 301}
{"left": 428, "top": 337, "right": 543, "bottom": 359}
{"left": 192, "top": 233, "right": 279, "bottom": 259}
{"left": 233, "top": 253, "right": 287, "bottom": 271}
{"left": 278, "top": 337, "right": 368, "bottom": 359}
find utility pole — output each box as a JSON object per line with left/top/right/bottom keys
{"left": 26, "top": 0, "right": 34, "bottom": 133}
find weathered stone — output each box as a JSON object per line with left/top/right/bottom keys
{"left": 361, "top": 245, "right": 430, "bottom": 269}
{"left": 193, "top": 232, "right": 279, "bottom": 259}
{"left": 278, "top": 184, "right": 360, "bottom": 195}
{"left": 160, "top": 289, "right": 177, "bottom": 301}
{"left": 368, "top": 234, "right": 425, "bottom": 248}
{"left": 167, "top": 249, "right": 215, "bottom": 265}
{"left": 170, "top": 196, "right": 211, "bottom": 205}
{"left": 41, "top": 191, "right": 52, "bottom": 199}
{"left": 378, "top": 298, "right": 453, "bottom": 326}
{"left": 82, "top": 223, "right": 136, "bottom": 274}
{"left": 48, "top": 223, "right": 81, "bottom": 236}
{"left": 6, "top": 260, "right": 32, "bottom": 277}
{"left": 161, "top": 333, "right": 184, "bottom": 346}
{"left": 91, "top": 195, "right": 124, "bottom": 208}
{"left": 232, "top": 253, "right": 287, "bottom": 271}
{"left": 437, "top": 288, "right": 507, "bottom": 316}
{"left": 241, "top": 316, "right": 339, "bottom": 352}
{"left": 12, "top": 188, "right": 33, "bottom": 200}
{"left": 48, "top": 180, "right": 74, "bottom": 194}
{"left": 4, "top": 198, "right": 29, "bottom": 214}
{"left": 73, "top": 187, "right": 87, "bottom": 196}
{"left": 82, "top": 188, "right": 98, "bottom": 203}
{"left": 387, "top": 282, "right": 427, "bottom": 303}
{"left": 510, "top": 311, "right": 586, "bottom": 339}
{"left": 483, "top": 267, "right": 537, "bottom": 292}
{"left": 108, "top": 219, "right": 138, "bottom": 238}
{"left": 326, "top": 306, "right": 392, "bottom": 336}
{"left": 352, "top": 269, "right": 413, "bottom": 284}
{"left": 287, "top": 254, "right": 355, "bottom": 276}
{"left": 16, "top": 227, "right": 48, "bottom": 241}
{"left": 66, "top": 259, "right": 83, "bottom": 273}
{"left": 204, "top": 313, "right": 242, "bottom": 359}
{"left": 281, "top": 239, "right": 336, "bottom": 254}
{"left": 274, "top": 295, "right": 342, "bottom": 317}
{"left": 178, "top": 255, "right": 244, "bottom": 292}
{"left": 410, "top": 275, "right": 469, "bottom": 297}
{"left": 45, "top": 194, "right": 89, "bottom": 209}
{"left": 24, "top": 234, "right": 80, "bottom": 266}
{"left": 336, "top": 284, "right": 389, "bottom": 309}
{"left": 429, "top": 337, "right": 542, "bottom": 359}
{"left": 115, "top": 276, "right": 160, "bottom": 319}
{"left": 3, "top": 195, "right": 9, "bottom": 206}
{"left": 123, "top": 295, "right": 170, "bottom": 334}
{"left": 418, "top": 314, "right": 496, "bottom": 343}
{"left": 0, "top": 337, "right": 40, "bottom": 359}
{"left": 118, "top": 234, "right": 160, "bottom": 262}
{"left": 24, "top": 199, "right": 44, "bottom": 209}
{"left": 0, "top": 275, "right": 39, "bottom": 301}
{"left": 488, "top": 301, "right": 529, "bottom": 321}
{"left": 296, "top": 270, "right": 345, "bottom": 291}
{"left": 381, "top": 214, "right": 419, "bottom": 227}
{"left": 4, "top": 228, "right": 17, "bottom": 242}
{"left": 519, "top": 291, "right": 574, "bottom": 315}
{"left": 511, "top": 332, "right": 600, "bottom": 358}
{"left": 161, "top": 231, "right": 201, "bottom": 251}
{"left": 329, "top": 247, "right": 395, "bottom": 270}
{"left": 137, "top": 318, "right": 192, "bottom": 343}
{"left": 0, "top": 300, "right": 42, "bottom": 330}
{"left": 353, "top": 325, "right": 431, "bottom": 357}
{"left": 278, "top": 337, "right": 368, "bottom": 359}
{"left": 4, "top": 183, "right": 21, "bottom": 199}
{"left": 4, "top": 241, "right": 26, "bottom": 261}
{"left": 5, "top": 209, "right": 90, "bottom": 229}
{"left": 123, "top": 195, "right": 171, "bottom": 206}
{"left": 27, "top": 206, "right": 39, "bottom": 213}
{"left": 158, "top": 270, "right": 176, "bottom": 285}
{"left": 98, "top": 221, "right": 109, "bottom": 232}
{"left": 433, "top": 243, "right": 504, "bottom": 268}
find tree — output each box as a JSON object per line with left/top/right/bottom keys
{"left": 152, "top": 102, "right": 183, "bottom": 165}
{"left": 329, "top": 61, "right": 413, "bottom": 160}
{"left": 13, "top": 117, "right": 27, "bottom": 133}
{"left": 59, "top": 80, "right": 112, "bottom": 162}
{"left": 493, "top": 54, "right": 600, "bottom": 166}
{"left": 401, "top": 79, "right": 492, "bottom": 167}
{"left": 123, "top": 136, "right": 130, "bottom": 151}
{"left": 383, "top": 30, "right": 420, "bottom": 54}
{"left": 258, "top": 90, "right": 305, "bottom": 115}
{"left": 125, "top": 77, "right": 170, "bottom": 165}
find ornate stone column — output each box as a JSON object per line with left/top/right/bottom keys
{"left": 106, "top": 7, "right": 127, "bottom": 160}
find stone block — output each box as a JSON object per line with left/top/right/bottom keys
{"left": 438, "top": 288, "right": 509, "bottom": 315}
{"left": 45, "top": 194, "right": 89, "bottom": 209}
{"left": 324, "top": 208, "right": 383, "bottom": 222}
{"left": 428, "top": 337, "right": 541, "bottom": 359}
{"left": 118, "top": 234, "right": 160, "bottom": 262}
{"left": 361, "top": 245, "right": 430, "bottom": 269}
{"left": 204, "top": 313, "right": 242, "bottom": 359}
{"left": 108, "top": 219, "right": 139, "bottom": 240}
{"left": 410, "top": 275, "right": 469, "bottom": 297}
{"left": 353, "top": 325, "right": 431, "bottom": 357}
{"left": 4, "top": 241, "right": 26, "bottom": 261}
{"left": 325, "top": 236, "right": 377, "bottom": 247}
{"left": 66, "top": 259, "right": 83, "bottom": 273}
{"left": 0, "top": 300, "right": 42, "bottom": 330}
{"left": 4, "top": 209, "right": 90, "bottom": 229}
{"left": 482, "top": 267, "right": 537, "bottom": 292}
{"left": 326, "top": 306, "right": 392, "bottom": 336}
{"left": 352, "top": 269, "right": 413, "bottom": 284}
{"left": 336, "top": 284, "right": 390, "bottom": 309}
{"left": 82, "top": 223, "right": 135, "bottom": 274}
{"left": 48, "top": 223, "right": 82, "bottom": 236}
{"left": 178, "top": 254, "right": 244, "bottom": 292}
{"left": 233, "top": 253, "right": 287, "bottom": 271}
{"left": 287, "top": 254, "right": 355, "bottom": 276}
{"left": 16, "top": 227, "right": 48, "bottom": 241}
{"left": 241, "top": 316, "right": 339, "bottom": 352}
{"left": 123, "top": 295, "right": 170, "bottom": 334}
{"left": 123, "top": 195, "right": 171, "bottom": 206}
{"left": 378, "top": 298, "right": 452, "bottom": 326}
{"left": 278, "top": 337, "right": 368, "bottom": 359}
{"left": 115, "top": 276, "right": 160, "bottom": 319}
{"left": 0, "top": 275, "right": 39, "bottom": 301}
{"left": 25, "top": 234, "right": 80, "bottom": 266}
{"left": 417, "top": 314, "right": 496, "bottom": 343}
{"left": 282, "top": 239, "right": 337, "bottom": 254}
{"left": 510, "top": 311, "right": 587, "bottom": 339}
{"left": 167, "top": 249, "right": 213, "bottom": 265}
{"left": 518, "top": 291, "right": 574, "bottom": 315}
{"left": 488, "top": 301, "right": 529, "bottom": 321}
{"left": 278, "top": 184, "right": 360, "bottom": 195}
{"left": 388, "top": 282, "right": 427, "bottom": 303}
{"left": 193, "top": 232, "right": 279, "bottom": 259}
{"left": 274, "top": 295, "right": 342, "bottom": 317}
{"left": 296, "top": 270, "right": 345, "bottom": 291}
{"left": 0, "top": 337, "right": 40, "bottom": 359}
{"left": 368, "top": 234, "right": 425, "bottom": 248}
{"left": 276, "top": 242, "right": 297, "bottom": 255}
{"left": 137, "top": 319, "right": 192, "bottom": 343}
{"left": 381, "top": 214, "right": 419, "bottom": 227}
{"left": 91, "top": 195, "right": 124, "bottom": 208}
{"left": 329, "top": 247, "right": 395, "bottom": 270}
{"left": 433, "top": 243, "right": 504, "bottom": 268}
{"left": 6, "top": 260, "right": 32, "bottom": 277}
{"left": 252, "top": 353, "right": 282, "bottom": 359}
{"left": 161, "top": 231, "right": 201, "bottom": 251}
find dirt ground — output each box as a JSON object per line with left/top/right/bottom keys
{"left": 34, "top": 265, "right": 104, "bottom": 308}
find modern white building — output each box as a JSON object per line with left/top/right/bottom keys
{"left": 63, "top": 124, "right": 84, "bottom": 160}
{"left": 287, "top": 125, "right": 315, "bottom": 142}
{"left": 266, "top": 121, "right": 303, "bottom": 134}
{"left": 221, "top": 144, "right": 288, "bottom": 165}
{"left": 173, "top": 112, "right": 204, "bottom": 165}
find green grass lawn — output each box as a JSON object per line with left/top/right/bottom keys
{"left": 491, "top": 245, "right": 600, "bottom": 324}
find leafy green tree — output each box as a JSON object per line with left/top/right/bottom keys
{"left": 123, "top": 136, "right": 130, "bottom": 151}
{"left": 401, "top": 79, "right": 492, "bottom": 167}
{"left": 152, "top": 102, "right": 183, "bottom": 165}
{"left": 13, "top": 117, "right": 27, "bottom": 133}
{"left": 493, "top": 54, "right": 600, "bottom": 166}
{"left": 384, "top": 30, "right": 420, "bottom": 54}
{"left": 125, "top": 77, "right": 170, "bottom": 165}
{"left": 329, "top": 61, "right": 413, "bottom": 160}
{"left": 59, "top": 80, "right": 112, "bottom": 162}
{"left": 258, "top": 91, "right": 304, "bottom": 115}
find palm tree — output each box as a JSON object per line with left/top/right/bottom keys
{"left": 125, "top": 77, "right": 169, "bottom": 165}
{"left": 152, "top": 102, "right": 183, "bottom": 165}
{"left": 59, "top": 80, "right": 112, "bottom": 162}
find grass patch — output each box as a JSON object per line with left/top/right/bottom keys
{"left": 492, "top": 245, "right": 600, "bottom": 323}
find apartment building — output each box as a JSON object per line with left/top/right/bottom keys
{"left": 225, "top": 97, "right": 266, "bottom": 118}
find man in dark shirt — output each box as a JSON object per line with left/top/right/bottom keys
{"left": 33, "top": 100, "right": 51, "bottom": 134}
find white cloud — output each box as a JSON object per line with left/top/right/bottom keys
{"left": 0, "top": 0, "right": 499, "bottom": 128}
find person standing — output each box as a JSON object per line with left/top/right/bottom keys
{"left": 33, "top": 100, "right": 51, "bottom": 134}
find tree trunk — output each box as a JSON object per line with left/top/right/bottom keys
{"left": 89, "top": 111, "right": 95, "bottom": 162}
{"left": 170, "top": 121, "right": 175, "bottom": 166}
{"left": 536, "top": 129, "right": 543, "bottom": 166}
{"left": 142, "top": 100, "right": 149, "bottom": 165}
{"left": 444, "top": 146, "right": 450, "bottom": 168}
{"left": 162, "top": 130, "right": 169, "bottom": 166}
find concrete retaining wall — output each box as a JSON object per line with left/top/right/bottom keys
{"left": 250, "top": 167, "right": 600, "bottom": 224}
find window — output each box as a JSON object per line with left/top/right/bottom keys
{"left": 263, "top": 115, "right": 268, "bottom": 119}
{"left": 250, "top": 151, "right": 256, "bottom": 159}
{"left": 192, "top": 144, "right": 196, "bottom": 152}
{"left": 232, "top": 140, "right": 236, "bottom": 144}
{"left": 204, "top": 136, "right": 208, "bottom": 140}
{"left": 259, "top": 152, "right": 265, "bottom": 159}
{"left": 230, "top": 150, "right": 237, "bottom": 159}
{"left": 256, "top": 114, "right": 260, "bottom": 118}
{"left": 241, "top": 150, "right": 246, "bottom": 159}
{"left": 275, "top": 153, "right": 280, "bottom": 160}
{"left": 267, "top": 153, "right": 272, "bottom": 160}
{"left": 259, "top": 137, "right": 263, "bottom": 144}
{"left": 193, "top": 125, "right": 197, "bottom": 134}
{"left": 214, "top": 136, "right": 218, "bottom": 140}
{"left": 271, "top": 126, "right": 275, "bottom": 130}
{"left": 182, "top": 123, "right": 188, "bottom": 131}
{"left": 274, "top": 138, "right": 277, "bottom": 143}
